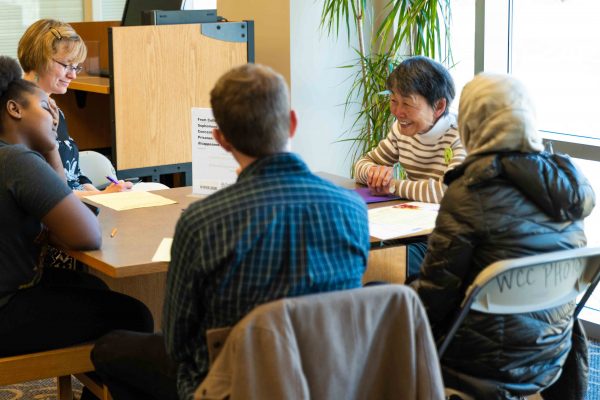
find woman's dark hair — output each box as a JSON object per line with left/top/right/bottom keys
{"left": 0, "top": 56, "right": 38, "bottom": 125}
{"left": 386, "top": 56, "right": 455, "bottom": 116}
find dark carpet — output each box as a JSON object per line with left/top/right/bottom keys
{"left": 0, "top": 377, "right": 82, "bottom": 400}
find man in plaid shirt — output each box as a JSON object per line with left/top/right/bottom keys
{"left": 91, "top": 64, "right": 370, "bottom": 400}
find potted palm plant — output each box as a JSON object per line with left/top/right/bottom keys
{"left": 321, "top": 0, "right": 453, "bottom": 174}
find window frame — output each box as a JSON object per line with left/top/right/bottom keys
{"left": 473, "top": 0, "right": 600, "bottom": 162}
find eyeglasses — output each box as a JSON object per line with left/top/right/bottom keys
{"left": 52, "top": 59, "right": 83, "bottom": 74}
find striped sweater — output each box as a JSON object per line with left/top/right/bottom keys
{"left": 354, "top": 114, "right": 466, "bottom": 204}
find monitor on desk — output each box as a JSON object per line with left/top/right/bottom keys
{"left": 122, "top": 0, "right": 184, "bottom": 26}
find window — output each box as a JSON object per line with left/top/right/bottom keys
{"left": 100, "top": 0, "right": 126, "bottom": 21}
{"left": 470, "top": 0, "right": 600, "bottom": 159}
{"left": 95, "top": 0, "right": 217, "bottom": 22}
{"left": 448, "top": 1, "right": 600, "bottom": 332}
{"left": 0, "top": 0, "right": 84, "bottom": 59}
{"left": 511, "top": 0, "right": 600, "bottom": 142}
{"left": 447, "top": 0, "right": 476, "bottom": 112}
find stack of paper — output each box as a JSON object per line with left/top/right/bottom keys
{"left": 86, "top": 191, "right": 177, "bottom": 211}
{"left": 368, "top": 202, "right": 440, "bottom": 240}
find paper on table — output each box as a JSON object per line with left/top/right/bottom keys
{"left": 86, "top": 191, "right": 177, "bottom": 211}
{"left": 152, "top": 238, "right": 173, "bottom": 262}
{"left": 131, "top": 182, "right": 170, "bottom": 192}
{"left": 368, "top": 202, "right": 440, "bottom": 240}
{"left": 191, "top": 108, "right": 238, "bottom": 195}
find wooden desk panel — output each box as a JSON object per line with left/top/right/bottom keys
{"left": 111, "top": 24, "right": 248, "bottom": 171}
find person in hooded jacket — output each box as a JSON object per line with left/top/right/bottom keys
{"left": 410, "top": 73, "right": 595, "bottom": 399}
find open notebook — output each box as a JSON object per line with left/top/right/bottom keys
{"left": 368, "top": 202, "right": 439, "bottom": 240}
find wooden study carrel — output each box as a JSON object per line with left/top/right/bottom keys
{"left": 54, "top": 21, "right": 254, "bottom": 184}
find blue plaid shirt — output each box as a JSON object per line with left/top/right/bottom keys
{"left": 163, "top": 152, "right": 369, "bottom": 399}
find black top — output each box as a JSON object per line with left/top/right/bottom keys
{"left": 411, "top": 152, "right": 595, "bottom": 393}
{"left": 57, "top": 110, "right": 92, "bottom": 190}
{"left": 0, "top": 141, "right": 72, "bottom": 300}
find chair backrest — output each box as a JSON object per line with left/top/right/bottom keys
{"left": 438, "top": 247, "right": 600, "bottom": 357}
{"left": 196, "top": 285, "right": 446, "bottom": 400}
{"left": 79, "top": 151, "right": 117, "bottom": 188}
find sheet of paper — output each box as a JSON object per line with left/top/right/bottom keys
{"left": 131, "top": 182, "right": 170, "bottom": 192}
{"left": 86, "top": 191, "right": 177, "bottom": 211}
{"left": 191, "top": 108, "right": 238, "bottom": 195}
{"left": 152, "top": 238, "right": 173, "bottom": 262}
{"left": 368, "top": 202, "right": 440, "bottom": 240}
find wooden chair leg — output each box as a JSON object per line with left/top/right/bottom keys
{"left": 75, "top": 372, "right": 113, "bottom": 400}
{"left": 57, "top": 375, "right": 73, "bottom": 400}
{"left": 103, "top": 384, "right": 113, "bottom": 400}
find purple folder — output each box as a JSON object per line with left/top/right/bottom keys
{"left": 354, "top": 187, "right": 401, "bottom": 204}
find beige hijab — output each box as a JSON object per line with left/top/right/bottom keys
{"left": 458, "top": 73, "right": 544, "bottom": 157}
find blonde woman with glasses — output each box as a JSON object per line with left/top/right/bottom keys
{"left": 18, "top": 19, "right": 131, "bottom": 195}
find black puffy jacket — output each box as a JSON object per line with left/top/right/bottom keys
{"left": 410, "top": 151, "right": 595, "bottom": 397}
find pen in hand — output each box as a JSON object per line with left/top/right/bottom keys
{"left": 106, "top": 175, "right": 120, "bottom": 185}
{"left": 105, "top": 175, "right": 134, "bottom": 192}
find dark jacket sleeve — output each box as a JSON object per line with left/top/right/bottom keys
{"left": 410, "top": 181, "right": 480, "bottom": 331}
{"left": 549, "top": 154, "right": 595, "bottom": 220}
{"left": 501, "top": 153, "right": 596, "bottom": 222}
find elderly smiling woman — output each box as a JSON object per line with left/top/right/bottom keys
{"left": 354, "top": 56, "right": 466, "bottom": 203}
{"left": 354, "top": 56, "right": 467, "bottom": 277}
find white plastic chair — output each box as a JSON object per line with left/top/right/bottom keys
{"left": 79, "top": 151, "right": 117, "bottom": 189}
{"left": 438, "top": 246, "right": 600, "bottom": 399}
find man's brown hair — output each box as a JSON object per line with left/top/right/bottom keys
{"left": 210, "top": 64, "right": 290, "bottom": 157}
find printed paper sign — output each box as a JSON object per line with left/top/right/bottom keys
{"left": 191, "top": 108, "right": 238, "bottom": 195}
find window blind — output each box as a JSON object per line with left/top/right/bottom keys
{"left": 101, "top": 0, "right": 126, "bottom": 21}
{"left": 0, "top": 0, "right": 84, "bottom": 59}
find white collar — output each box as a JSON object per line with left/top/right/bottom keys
{"left": 401, "top": 113, "right": 456, "bottom": 145}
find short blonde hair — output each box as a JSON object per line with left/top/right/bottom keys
{"left": 18, "top": 19, "right": 87, "bottom": 73}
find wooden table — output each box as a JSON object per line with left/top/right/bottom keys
{"left": 67, "top": 175, "right": 423, "bottom": 327}
{"left": 65, "top": 188, "right": 202, "bottom": 328}
{"left": 68, "top": 187, "right": 200, "bottom": 278}
{"left": 71, "top": 176, "right": 425, "bottom": 277}
{"left": 319, "top": 172, "right": 432, "bottom": 247}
